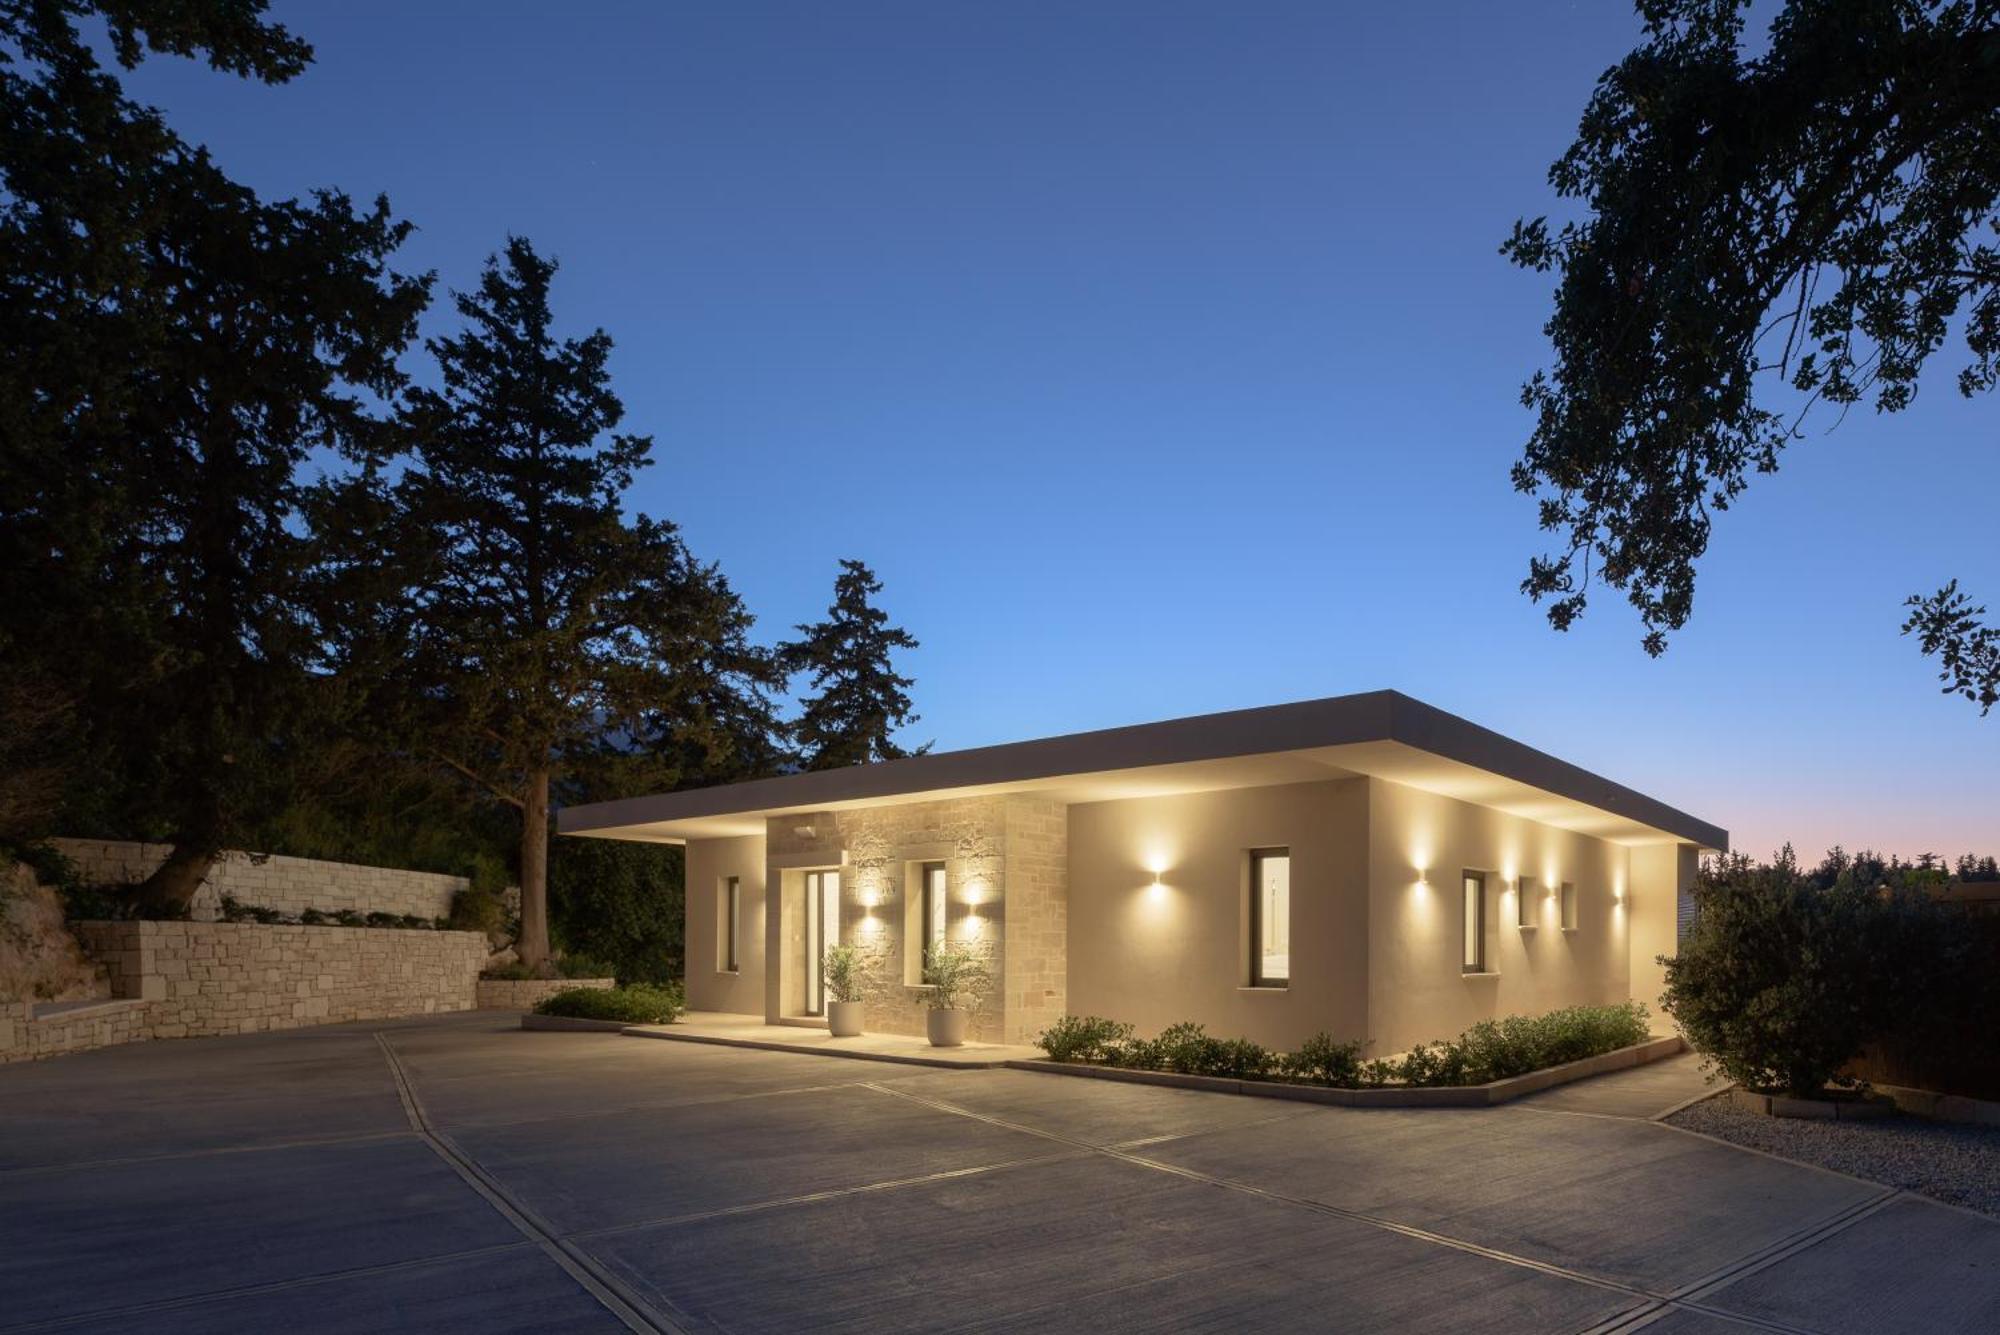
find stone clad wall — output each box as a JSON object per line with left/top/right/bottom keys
{"left": 0, "top": 998, "right": 149, "bottom": 1064}
{"left": 770, "top": 797, "right": 1011, "bottom": 1042}
{"left": 1002, "top": 796, "right": 1068, "bottom": 1045}
{"left": 475, "top": 977, "right": 616, "bottom": 1011}
{"left": 69, "top": 920, "right": 486, "bottom": 1039}
{"left": 48, "top": 840, "right": 468, "bottom": 923}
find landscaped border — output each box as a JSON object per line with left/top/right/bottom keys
{"left": 1007, "top": 1034, "right": 1685, "bottom": 1107}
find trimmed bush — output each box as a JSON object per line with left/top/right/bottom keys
{"left": 1665, "top": 850, "right": 1978, "bottom": 1097}
{"left": 1043, "top": 1001, "right": 1650, "bottom": 1089}
{"left": 1036, "top": 1015, "right": 1134, "bottom": 1063}
{"left": 533, "top": 983, "right": 685, "bottom": 1025}
{"left": 1278, "top": 1032, "right": 1366, "bottom": 1086}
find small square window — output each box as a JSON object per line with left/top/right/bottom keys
{"left": 1560, "top": 882, "right": 1579, "bottom": 931}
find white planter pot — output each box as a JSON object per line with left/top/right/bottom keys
{"left": 927, "top": 1008, "right": 968, "bottom": 1047}
{"left": 826, "top": 1000, "right": 864, "bottom": 1038}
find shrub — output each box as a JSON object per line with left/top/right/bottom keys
{"left": 548, "top": 837, "right": 683, "bottom": 986}
{"left": 922, "top": 939, "right": 990, "bottom": 1012}
{"left": 1036, "top": 1015, "right": 1135, "bottom": 1063}
{"left": 823, "top": 943, "right": 868, "bottom": 1003}
{"left": 534, "top": 983, "right": 685, "bottom": 1025}
{"left": 1666, "top": 851, "right": 1982, "bottom": 1097}
{"left": 448, "top": 884, "right": 512, "bottom": 943}
{"left": 1279, "top": 1032, "right": 1366, "bottom": 1086}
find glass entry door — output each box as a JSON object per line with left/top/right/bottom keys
{"left": 804, "top": 870, "right": 841, "bottom": 1015}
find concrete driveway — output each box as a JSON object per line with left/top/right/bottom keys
{"left": 1, "top": 1013, "right": 1994, "bottom": 1333}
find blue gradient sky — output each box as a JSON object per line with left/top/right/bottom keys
{"left": 121, "top": 2, "right": 1996, "bottom": 861}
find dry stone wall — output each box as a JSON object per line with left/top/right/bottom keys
{"left": 475, "top": 977, "right": 616, "bottom": 1011}
{"left": 49, "top": 839, "right": 467, "bottom": 923}
{"left": 69, "top": 920, "right": 486, "bottom": 1039}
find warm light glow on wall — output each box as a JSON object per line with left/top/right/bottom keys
{"left": 960, "top": 881, "right": 990, "bottom": 908}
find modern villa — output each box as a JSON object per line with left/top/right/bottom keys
{"left": 559, "top": 691, "right": 1726, "bottom": 1053}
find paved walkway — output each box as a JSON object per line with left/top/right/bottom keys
{"left": 627, "top": 1010, "right": 1042, "bottom": 1067}
{"left": 1, "top": 1013, "right": 1994, "bottom": 1333}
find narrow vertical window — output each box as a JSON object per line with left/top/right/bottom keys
{"left": 1560, "top": 881, "right": 1578, "bottom": 930}
{"left": 721, "top": 876, "right": 740, "bottom": 972}
{"left": 1463, "top": 872, "right": 1486, "bottom": 973}
{"left": 1249, "top": 848, "right": 1290, "bottom": 986}
{"left": 1516, "top": 876, "right": 1534, "bottom": 928}
{"left": 921, "top": 861, "right": 948, "bottom": 957}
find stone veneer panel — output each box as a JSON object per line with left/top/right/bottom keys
{"left": 1002, "top": 796, "right": 1068, "bottom": 1045}
{"left": 68, "top": 920, "right": 486, "bottom": 1040}
{"left": 49, "top": 839, "right": 469, "bottom": 924}
{"left": 474, "top": 977, "right": 616, "bottom": 1011}
{"left": 765, "top": 795, "right": 1067, "bottom": 1045}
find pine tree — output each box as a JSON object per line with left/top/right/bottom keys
{"left": 0, "top": 2, "right": 428, "bottom": 909}
{"left": 359, "top": 238, "right": 781, "bottom": 968}
{"left": 782, "top": 560, "right": 926, "bottom": 770}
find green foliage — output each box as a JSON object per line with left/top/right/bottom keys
{"left": 548, "top": 835, "right": 684, "bottom": 985}
{"left": 2, "top": 1, "right": 431, "bottom": 909}
{"left": 1505, "top": 1, "right": 2000, "bottom": 680}
{"left": 1065, "top": 1002, "right": 1648, "bottom": 1089}
{"left": 482, "top": 955, "right": 616, "bottom": 981}
{"left": 921, "top": 939, "right": 990, "bottom": 1012}
{"left": 533, "top": 983, "right": 685, "bottom": 1024}
{"left": 781, "top": 560, "right": 926, "bottom": 769}
{"left": 1035, "top": 1015, "right": 1135, "bottom": 1063}
{"left": 448, "top": 884, "right": 513, "bottom": 943}
{"left": 1276, "top": 1032, "right": 1366, "bottom": 1086}
{"left": 822, "top": 943, "right": 869, "bottom": 1004}
{"left": 1665, "top": 850, "right": 1971, "bottom": 1097}
{"left": 319, "top": 238, "right": 783, "bottom": 966}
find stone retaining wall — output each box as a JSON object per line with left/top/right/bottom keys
{"left": 69, "top": 920, "right": 487, "bottom": 1040}
{"left": 476, "top": 977, "right": 616, "bottom": 1011}
{"left": 0, "top": 999, "right": 150, "bottom": 1064}
{"left": 49, "top": 839, "right": 468, "bottom": 924}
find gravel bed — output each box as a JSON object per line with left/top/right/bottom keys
{"left": 1669, "top": 1093, "right": 2000, "bottom": 1217}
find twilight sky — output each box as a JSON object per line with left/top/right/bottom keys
{"left": 121, "top": 1, "right": 1995, "bottom": 861}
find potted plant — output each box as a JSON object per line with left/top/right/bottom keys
{"left": 922, "top": 939, "right": 989, "bottom": 1047}
{"left": 823, "top": 943, "right": 868, "bottom": 1037}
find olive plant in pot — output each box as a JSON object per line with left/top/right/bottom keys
{"left": 922, "top": 938, "right": 990, "bottom": 1047}
{"left": 823, "top": 943, "right": 869, "bottom": 1037}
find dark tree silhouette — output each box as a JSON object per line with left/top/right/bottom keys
{"left": 1505, "top": 0, "right": 2000, "bottom": 708}
{"left": 0, "top": 0, "right": 429, "bottom": 908}
{"left": 783, "top": 560, "right": 926, "bottom": 770}
{"left": 350, "top": 238, "right": 781, "bottom": 968}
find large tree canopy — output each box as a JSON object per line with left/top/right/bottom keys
{"left": 1506, "top": 0, "right": 2000, "bottom": 706}
{"left": 782, "top": 559, "right": 925, "bottom": 770}
{"left": 346, "top": 238, "right": 782, "bottom": 967}
{"left": 0, "top": 0, "right": 429, "bottom": 908}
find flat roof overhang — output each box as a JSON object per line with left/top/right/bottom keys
{"left": 558, "top": 690, "right": 1727, "bottom": 851}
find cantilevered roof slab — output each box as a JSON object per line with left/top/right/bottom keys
{"left": 557, "top": 690, "right": 1726, "bottom": 851}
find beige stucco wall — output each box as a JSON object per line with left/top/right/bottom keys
{"left": 1629, "top": 841, "right": 1698, "bottom": 1029}
{"left": 1365, "top": 776, "right": 1633, "bottom": 1054}
{"left": 684, "top": 834, "right": 768, "bottom": 1018}
{"left": 1067, "top": 780, "right": 1370, "bottom": 1052}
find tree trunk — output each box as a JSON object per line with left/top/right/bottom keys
{"left": 517, "top": 767, "right": 551, "bottom": 970}
{"left": 130, "top": 844, "right": 217, "bottom": 917}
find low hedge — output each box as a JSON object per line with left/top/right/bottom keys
{"left": 1034, "top": 1001, "right": 1651, "bottom": 1089}
{"left": 532, "top": 983, "right": 685, "bottom": 1025}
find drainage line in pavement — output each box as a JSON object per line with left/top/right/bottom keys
{"left": 372, "top": 1033, "right": 684, "bottom": 1335}
{"left": 864, "top": 1080, "right": 1653, "bottom": 1303}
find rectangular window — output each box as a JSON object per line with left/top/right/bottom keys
{"left": 720, "top": 876, "right": 740, "bottom": 972}
{"left": 921, "top": 861, "right": 948, "bottom": 959}
{"left": 1249, "top": 848, "right": 1290, "bottom": 986}
{"left": 1560, "top": 881, "right": 1578, "bottom": 930}
{"left": 1516, "top": 876, "right": 1534, "bottom": 928}
{"left": 1463, "top": 872, "right": 1486, "bottom": 973}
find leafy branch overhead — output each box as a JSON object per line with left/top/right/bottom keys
{"left": 1506, "top": 0, "right": 2000, "bottom": 699}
